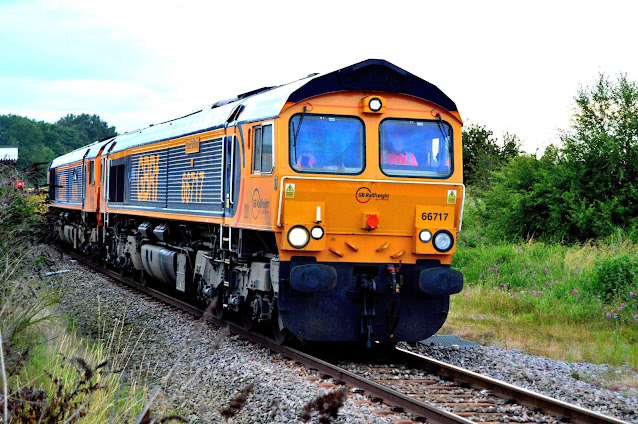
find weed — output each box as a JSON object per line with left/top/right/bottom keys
{"left": 219, "top": 382, "right": 255, "bottom": 420}
{"left": 591, "top": 255, "right": 638, "bottom": 302}
{"left": 301, "top": 388, "right": 348, "bottom": 424}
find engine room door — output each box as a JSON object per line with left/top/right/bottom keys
{"left": 223, "top": 134, "right": 240, "bottom": 218}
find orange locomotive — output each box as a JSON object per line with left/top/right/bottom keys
{"left": 49, "top": 59, "right": 465, "bottom": 346}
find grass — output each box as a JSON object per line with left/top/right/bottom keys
{"left": 9, "top": 319, "right": 148, "bottom": 423}
{"left": 0, "top": 166, "right": 160, "bottom": 423}
{"left": 443, "top": 286, "right": 638, "bottom": 367}
{"left": 1, "top": 249, "right": 155, "bottom": 423}
{"left": 447, "top": 193, "right": 638, "bottom": 377}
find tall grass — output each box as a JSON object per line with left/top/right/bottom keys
{"left": 0, "top": 165, "right": 152, "bottom": 423}
{"left": 8, "top": 314, "right": 149, "bottom": 423}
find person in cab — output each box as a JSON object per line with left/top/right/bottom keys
{"left": 383, "top": 137, "right": 418, "bottom": 166}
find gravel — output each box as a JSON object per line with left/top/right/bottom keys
{"left": 41, "top": 245, "right": 638, "bottom": 423}
{"left": 42, "top": 246, "right": 397, "bottom": 423}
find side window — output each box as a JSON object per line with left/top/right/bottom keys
{"left": 108, "top": 163, "right": 125, "bottom": 202}
{"left": 89, "top": 160, "right": 95, "bottom": 185}
{"left": 252, "top": 123, "right": 273, "bottom": 174}
{"left": 253, "top": 127, "right": 262, "bottom": 172}
{"left": 261, "top": 124, "right": 273, "bottom": 172}
{"left": 49, "top": 169, "right": 56, "bottom": 200}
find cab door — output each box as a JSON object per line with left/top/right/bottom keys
{"left": 247, "top": 121, "right": 275, "bottom": 229}
{"left": 223, "top": 133, "right": 240, "bottom": 219}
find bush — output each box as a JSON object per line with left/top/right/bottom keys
{"left": 479, "top": 149, "right": 571, "bottom": 242}
{"left": 475, "top": 74, "right": 638, "bottom": 243}
{"left": 590, "top": 255, "right": 638, "bottom": 302}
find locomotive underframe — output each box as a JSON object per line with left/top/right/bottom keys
{"left": 53, "top": 208, "right": 461, "bottom": 345}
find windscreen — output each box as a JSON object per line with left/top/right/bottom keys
{"left": 380, "top": 119, "right": 452, "bottom": 178}
{"left": 289, "top": 114, "right": 364, "bottom": 174}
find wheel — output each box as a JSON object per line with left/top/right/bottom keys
{"left": 272, "top": 310, "right": 290, "bottom": 345}
{"left": 212, "top": 288, "right": 225, "bottom": 320}
{"left": 140, "top": 270, "right": 151, "bottom": 287}
{"left": 241, "top": 300, "right": 255, "bottom": 331}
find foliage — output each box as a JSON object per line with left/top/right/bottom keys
{"left": 7, "top": 356, "right": 108, "bottom": 423}
{"left": 560, "top": 74, "right": 638, "bottom": 237}
{"left": 590, "top": 254, "right": 638, "bottom": 302}
{"left": 0, "top": 165, "right": 56, "bottom": 423}
{"left": 479, "top": 147, "right": 574, "bottom": 241}
{"left": 477, "top": 73, "right": 638, "bottom": 242}
{"left": 4, "top": 317, "right": 153, "bottom": 423}
{"left": 451, "top": 232, "right": 638, "bottom": 367}
{"left": 56, "top": 113, "right": 116, "bottom": 147}
{"left": 0, "top": 165, "right": 46, "bottom": 252}
{"left": 0, "top": 113, "right": 116, "bottom": 184}
{"left": 462, "top": 123, "right": 521, "bottom": 189}
{"left": 301, "top": 388, "right": 348, "bottom": 424}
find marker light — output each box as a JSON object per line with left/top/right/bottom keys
{"left": 366, "top": 214, "right": 379, "bottom": 230}
{"left": 368, "top": 97, "right": 383, "bottom": 112}
{"left": 433, "top": 230, "right": 454, "bottom": 252}
{"left": 419, "top": 229, "right": 432, "bottom": 243}
{"left": 16, "top": 180, "right": 24, "bottom": 189}
{"left": 362, "top": 95, "right": 386, "bottom": 113}
{"left": 310, "top": 226, "right": 324, "bottom": 240}
{"left": 287, "top": 226, "right": 310, "bottom": 248}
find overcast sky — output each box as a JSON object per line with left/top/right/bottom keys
{"left": 1, "top": 0, "right": 635, "bottom": 154}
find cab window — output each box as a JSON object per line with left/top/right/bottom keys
{"left": 289, "top": 114, "right": 364, "bottom": 174}
{"left": 252, "top": 123, "right": 273, "bottom": 174}
{"left": 379, "top": 119, "right": 453, "bottom": 178}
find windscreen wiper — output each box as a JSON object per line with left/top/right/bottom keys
{"left": 292, "top": 106, "right": 308, "bottom": 161}
{"left": 435, "top": 113, "right": 449, "bottom": 141}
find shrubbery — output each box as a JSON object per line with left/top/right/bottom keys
{"left": 472, "top": 74, "right": 638, "bottom": 243}
{"left": 0, "top": 165, "right": 153, "bottom": 423}
{"left": 0, "top": 166, "right": 45, "bottom": 253}
{"left": 590, "top": 255, "right": 638, "bottom": 302}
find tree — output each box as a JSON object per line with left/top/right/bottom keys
{"left": 480, "top": 73, "right": 638, "bottom": 242}
{"left": 462, "top": 124, "right": 521, "bottom": 189}
{"left": 56, "top": 113, "right": 116, "bottom": 145}
{"left": 560, "top": 73, "right": 638, "bottom": 235}
{"left": 0, "top": 113, "right": 117, "bottom": 185}
{"left": 501, "top": 132, "right": 522, "bottom": 161}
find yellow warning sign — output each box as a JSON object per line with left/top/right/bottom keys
{"left": 285, "top": 183, "right": 295, "bottom": 198}
{"left": 447, "top": 190, "right": 457, "bottom": 204}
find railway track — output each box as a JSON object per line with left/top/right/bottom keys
{"left": 61, "top": 247, "right": 629, "bottom": 424}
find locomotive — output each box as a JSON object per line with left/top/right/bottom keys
{"left": 49, "top": 59, "right": 465, "bottom": 347}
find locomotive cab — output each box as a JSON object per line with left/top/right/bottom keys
{"left": 272, "top": 87, "right": 464, "bottom": 346}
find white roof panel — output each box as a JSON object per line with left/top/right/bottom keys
{"left": 50, "top": 59, "right": 459, "bottom": 169}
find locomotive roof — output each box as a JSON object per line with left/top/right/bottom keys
{"left": 50, "top": 59, "right": 458, "bottom": 168}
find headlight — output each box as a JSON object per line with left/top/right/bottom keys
{"left": 433, "top": 230, "right": 454, "bottom": 252}
{"left": 287, "top": 226, "right": 310, "bottom": 248}
{"left": 419, "top": 229, "right": 432, "bottom": 243}
{"left": 310, "top": 226, "right": 324, "bottom": 240}
{"left": 368, "top": 97, "right": 382, "bottom": 112}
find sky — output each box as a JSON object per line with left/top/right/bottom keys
{"left": 1, "top": 0, "right": 636, "bottom": 154}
